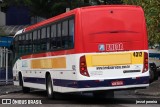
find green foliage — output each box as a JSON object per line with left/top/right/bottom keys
{"left": 26, "top": 0, "right": 53, "bottom": 18}
{"left": 123, "top": 0, "right": 160, "bottom": 46}
{"left": 106, "top": 0, "right": 123, "bottom": 4}
{"left": 0, "top": 27, "right": 6, "bottom": 36}
{"left": 1, "top": 0, "right": 124, "bottom": 18}
{"left": 2, "top": 0, "right": 159, "bottom": 45}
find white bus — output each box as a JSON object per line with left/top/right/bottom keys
{"left": 12, "top": 5, "right": 149, "bottom": 98}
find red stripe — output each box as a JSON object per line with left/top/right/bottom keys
{"left": 21, "top": 49, "right": 75, "bottom": 59}
{"left": 25, "top": 11, "right": 76, "bottom": 32}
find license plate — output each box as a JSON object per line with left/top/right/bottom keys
{"left": 111, "top": 80, "right": 124, "bottom": 86}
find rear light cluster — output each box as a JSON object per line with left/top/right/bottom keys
{"left": 142, "top": 52, "right": 148, "bottom": 73}
{"left": 80, "top": 55, "right": 90, "bottom": 77}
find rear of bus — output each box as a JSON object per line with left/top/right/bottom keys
{"left": 77, "top": 6, "right": 149, "bottom": 91}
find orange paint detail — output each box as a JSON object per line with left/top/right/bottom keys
{"left": 52, "top": 57, "right": 66, "bottom": 69}
{"left": 31, "top": 59, "right": 41, "bottom": 69}
{"left": 31, "top": 57, "right": 66, "bottom": 69}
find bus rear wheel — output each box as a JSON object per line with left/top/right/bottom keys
{"left": 19, "top": 73, "right": 30, "bottom": 93}
{"left": 46, "top": 75, "right": 54, "bottom": 99}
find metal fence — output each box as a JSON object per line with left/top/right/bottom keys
{"left": 0, "top": 47, "right": 13, "bottom": 85}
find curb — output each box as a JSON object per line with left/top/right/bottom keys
{"left": 135, "top": 79, "right": 160, "bottom": 96}
{"left": 135, "top": 89, "right": 160, "bottom": 96}
{"left": 0, "top": 85, "right": 22, "bottom": 96}
{"left": 0, "top": 90, "right": 22, "bottom": 96}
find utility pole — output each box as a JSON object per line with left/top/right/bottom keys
{"left": 66, "top": 0, "right": 71, "bottom": 12}
{"left": 5, "top": 47, "right": 8, "bottom": 84}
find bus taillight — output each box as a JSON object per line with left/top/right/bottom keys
{"left": 142, "top": 52, "right": 148, "bottom": 73}
{"left": 80, "top": 56, "right": 90, "bottom": 77}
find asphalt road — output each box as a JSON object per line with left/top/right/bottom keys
{"left": 0, "top": 89, "right": 160, "bottom": 107}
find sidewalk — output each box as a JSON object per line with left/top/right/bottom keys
{"left": 0, "top": 85, "right": 22, "bottom": 95}
{"left": 135, "top": 79, "right": 160, "bottom": 96}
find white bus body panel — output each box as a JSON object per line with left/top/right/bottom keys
{"left": 13, "top": 50, "right": 149, "bottom": 93}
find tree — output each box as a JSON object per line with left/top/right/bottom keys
{"left": 0, "top": 27, "right": 6, "bottom": 36}
{"left": 2, "top": 0, "right": 160, "bottom": 45}
{"left": 1, "top": 0, "right": 89, "bottom": 18}
{"left": 106, "top": 0, "right": 123, "bottom": 4}
{"left": 1, "top": 0, "right": 124, "bottom": 18}
{"left": 123, "top": 0, "right": 160, "bottom": 46}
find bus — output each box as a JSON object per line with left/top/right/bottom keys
{"left": 12, "top": 5, "right": 149, "bottom": 98}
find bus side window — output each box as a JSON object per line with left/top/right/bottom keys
{"left": 47, "top": 26, "right": 51, "bottom": 50}
{"left": 37, "top": 30, "right": 41, "bottom": 52}
{"left": 29, "top": 33, "right": 33, "bottom": 53}
{"left": 18, "top": 35, "right": 22, "bottom": 55}
{"left": 69, "top": 19, "right": 74, "bottom": 48}
{"left": 62, "top": 20, "right": 69, "bottom": 48}
{"left": 33, "top": 31, "right": 37, "bottom": 53}
{"left": 57, "top": 23, "right": 62, "bottom": 49}
{"left": 26, "top": 33, "right": 32, "bottom": 54}
{"left": 22, "top": 35, "right": 26, "bottom": 54}
{"left": 41, "top": 28, "right": 47, "bottom": 51}
{"left": 26, "top": 34, "right": 29, "bottom": 54}
{"left": 51, "top": 24, "right": 57, "bottom": 50}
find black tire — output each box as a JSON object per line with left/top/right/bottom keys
{"left": 149, "top": 68, "right": 154, "bottom": 83}
{"left": 149, "top": 63, "right": 158, "bottom": 83}
{"left": 154, "top": 70, "right": 159, "bottom": 81}
{"left": 19, "top": 73, "right": 30, "bottom": 93}
{"left": 46, "top": 74, "right": 54, "bottom": 99}
{"left": 93, "top": 90, "right": 114, "bottom": 99}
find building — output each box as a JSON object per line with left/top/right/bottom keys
{"left": 0, "top": 36, "right": 13, "bottom": 85}
{"left": 0, "top": 0, "right": 6, "bottom": 26}
{"left": 0, "top": 1, "right": 30, "bottom": 36}
{"left": 0, "top": 0, "right": 30, "bottom": 84}
{"left": 0, "top": 0, "right": 46, "bottom": 85}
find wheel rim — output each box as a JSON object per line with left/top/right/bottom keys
{"left": 48, "top": 81, "right": 52, "bottom": 95}
{"left": 47, "top": 76, "right": 53, "bottom": 97}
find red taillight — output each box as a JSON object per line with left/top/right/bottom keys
{"left": 81, "top": 67, "right": 85, "bottom": 71}
{"left": 80, "top": 56, "right": 90, "bottom": 77}
{"left": 142, "top": 52, "right": 148, "bottom": 73}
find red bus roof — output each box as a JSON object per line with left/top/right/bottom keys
{"left": 24, "top": 8, "right": 78, "bottom": 32}
{"left": 24, "top": 5, "right": 142, "bottom": 32}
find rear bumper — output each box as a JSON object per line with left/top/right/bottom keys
{"left": 76, "top": 84, "right": 149, "bottom": 92}
{"left": 56, "top": 83, "right": 149, "bottom": 93}
{"left": 53, "top": 76, "right": 149, "bottom": 89}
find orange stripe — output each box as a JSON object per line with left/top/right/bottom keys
{"left": 31, "top": 57, "right": 66, "bottom": 69}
